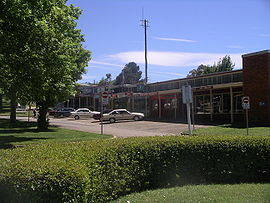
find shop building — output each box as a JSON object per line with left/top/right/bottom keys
{"left": 66, "top": 50, "right": 270, "bottom": 124}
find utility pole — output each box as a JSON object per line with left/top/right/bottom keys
{"left": 141, "top": 17, "right": 149, "bottom": 117}
{"left": 141, "top": 19, "right": 149, "bottom": 84}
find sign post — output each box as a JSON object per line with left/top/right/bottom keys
{"left": 100, "top": 92, "right": 108, "bottom": 135}
{"left": 100, "top": 95, "right": 103, "bottom": 135}
{"left": 182, "top": 85, "right": 193, "bottom": 135}
{"left": 242, "top": 96, "right": 250, "bottom": 135}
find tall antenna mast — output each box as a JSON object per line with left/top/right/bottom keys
{"left": 140, "top": 10, "right": 149, "bottom": 84}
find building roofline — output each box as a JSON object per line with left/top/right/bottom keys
{"left": 242, "top": 50, "right": 270, "bottom": 58}
{"left": 149, "top": 69, "right": 243, "bottom": 86}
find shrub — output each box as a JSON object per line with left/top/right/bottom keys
{"left": 0, "top": 135, "right": 269, "bottom": 202}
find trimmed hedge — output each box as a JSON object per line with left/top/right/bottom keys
{"left": 0, "top": 135, "right": 269, "bottom": 202}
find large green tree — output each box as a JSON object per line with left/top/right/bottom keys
{"left": 0, "top": 0, "right": 90, "bottom": 129}
{"left": 187, "top": 55, "right": 235, "bottom": 77}
{"left": 114, "top": 62, "right": 142, "bottom": 85}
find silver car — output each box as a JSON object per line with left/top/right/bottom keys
{"left": 71, "top": 108, "right": 100, "bottom": 120}
{"left": 102, "top": 109, "right": 144, "bottom": 123}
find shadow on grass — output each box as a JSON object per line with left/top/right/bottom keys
{"left": 0, "top": 136, "right": 48, "bottom": 149}
{"left": 0, "top": 128, "right": 56, "bottom": 134}
{"left": 0, "top": 119, "right": 37, "bottom": 129}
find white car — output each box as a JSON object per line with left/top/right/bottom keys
{"left": 71, "top": 108, "right": 100, "bottom": 120}
{"left": 102, "top": 109, "right": 144, "bottom": 123}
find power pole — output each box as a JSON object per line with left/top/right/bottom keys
{"left": 141, "top": 19, "right": 149, "bottom": 84}
{"left": 141, "top": 18, "right": 149, "bottom": 117}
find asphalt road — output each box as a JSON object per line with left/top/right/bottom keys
{"left": 2, "top": 116, "right": 211, "bottom": 138}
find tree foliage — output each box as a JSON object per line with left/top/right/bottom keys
{"left": 114, "top": 62, "right": 142, "bottom": 85}
{"left": 0, "top": 0, "right": 91, "bottom": 129}
{"left": 187, "top": 55, "right": 235, "bottom": 77}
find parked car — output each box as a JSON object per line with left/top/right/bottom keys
{"left": 54, "top": 108, "right": 75, "bottom": 118}
{"left": 48, "top": 108, "right": 58, "bottom": 116}
{"left": 71, "top": 108, "right": 100, "bottom": 120}
{"left": 16, "top": 106, "right": 26, "bottom": 112}
{"left": 98, "top": 109, "right": 144, "bottom": 123}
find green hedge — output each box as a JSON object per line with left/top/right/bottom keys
{"left": 0, "top": 135, "right": 269, "bottom": 202}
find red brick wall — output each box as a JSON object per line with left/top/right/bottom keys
{"left": 243, "top": 51, "right": 270, "bottom": 123}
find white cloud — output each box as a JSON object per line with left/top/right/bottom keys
{"left": 153, "top": 37, "right": 197, "bottom": 43}
{"left": 258, "top": 34, "right": 270, "bottom": 37}
{"left": 226, "top": 45, "right": 243, "bottom": 49}
{"left": 153, "top": 71, "right": 185, "bottom": 77}
{"left": 81, "top": 75, "right": 96, "bottom": 80}
{"left": 90, "top": 60, "right": 123, "bottom": 67}
{"left": 109, "top": 51, "right": 242, "bottom": 68}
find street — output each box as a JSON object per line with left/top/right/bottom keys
{"left": 2, "top": 116, "right": 210, "bottom": 138}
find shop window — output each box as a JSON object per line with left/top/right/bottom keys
{"left": 212, "top": 93, "right": 230, "bottom": 114}
{"left": 206, "top": 77, "right": 213, "bottom": 85}
{"left": 232, "top": 73, "right": 243, "bottom": 82}
{"left": 195, "top": 78, "right": 203, "bottom": 87}
{"left": 222, "top": 75, "right": 231, "bottom": 84}
{"left": 234, "top": 93, "right": 244, "bottom": 113}
{"left": 152, "top": 100, "right": 158, "bottom": 111}
{"left": 212, "top": 94, "right": 222, "bottom": 113}
{"left": 223, "top": 94, "right": 230, "bottom": 113}
{"left": 164, "top": 99, "right": 172, "bottom": 109}
{"left": 195, "top": 95, "right": 211, "bottom": 114}
{"left": 172, "top": 99, "right": 177, "bottom": 109}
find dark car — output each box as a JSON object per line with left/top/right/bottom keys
{"left": 54, "top": 108, "right": 75, "bottom": 118}
{"left": 48, "top": 108, "right": 58, "bottom": 116}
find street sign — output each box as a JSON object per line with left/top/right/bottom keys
{"left": 182, "top": 85, "right": 193, "bottom": 104}
{"left": 242, "top": 96, "right": 250, "bottom": 109}
{"left": 102, "top": 92, "right": 108, "bottom": 98}
{"left": 181, "top": 85, "right": 193, "bottom": 135}
{"left": 102, "top": 97, "right": 109, "bottom": 105}
{"left": 242, "top": 96, "right": 250, "bottom": 135}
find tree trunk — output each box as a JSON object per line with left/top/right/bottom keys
{"left": 0, "top": 94, "right": 2, "bottom": 111}
{"left": 9, "top": 89, "right": 17, "bottom": 124}
{"left": 37, "top": 103, "right": 49, "bottom": 131}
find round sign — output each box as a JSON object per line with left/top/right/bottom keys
{"left": 242, "top": 96, "right": 250, "bottom": 103}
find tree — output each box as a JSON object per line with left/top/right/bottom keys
{"left": 216, "top": 55, "right": 235, "bottom": 72}
{"left": 187, "top": 55, "right": 235, "bottom": 77}
{"left": 0, "top": 0, "right": 90, "bottom": 129}
{"left": 114, "top": 62, "right": 142, "bottom": 85}
{"left": 98, "top": 73, "right": 112, "bottom": 86}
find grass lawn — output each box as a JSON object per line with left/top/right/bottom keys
{"left": 193, "top": 124, "right": 270, "bottom": 136}
{"left": 114, "top": 183, "right": 270, "bottom": 203}
{"left": 0, "top": 99, "right": 32, "bottom": 117}
{"left": 0, "top": 119, "right": 112, "bottom": 148}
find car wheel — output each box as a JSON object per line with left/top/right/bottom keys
{"left": 109, "top": 118, "right": 115, "bottom": 123}
{"left": 133, "top": 116, "right": 139, "bottom": 121}
{"left": 74, "top": 115, "right": 80, "bottom": 120}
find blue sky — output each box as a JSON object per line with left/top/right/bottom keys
{"left": 67, "top": 0, "right": 270, "bottom": 83}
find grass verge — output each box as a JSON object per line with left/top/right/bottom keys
{"left": 113, "top": 183, "right": 270, "bottom": 203}
{"left": 0, "top": 119, "right": 112, "bottom": 148}
{"left": 193, "top": 124, "right": 270, "bottom": 136}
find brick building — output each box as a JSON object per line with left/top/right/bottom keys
{"left": 242, "top": 50, "right": 270, "bottom": 123}
{"left": 66, "top": 50, "right": 270, "bottom": 124}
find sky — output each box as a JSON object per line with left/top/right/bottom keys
{"left": 67, "top": 0, "right": 270, "bottom": 84}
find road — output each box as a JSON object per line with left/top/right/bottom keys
{"left": 1, "top": 116, "right": 211, "bottom": 138}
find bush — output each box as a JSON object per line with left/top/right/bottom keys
{"left": 0, "top": 135, "right": 269, "bottom": 202}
